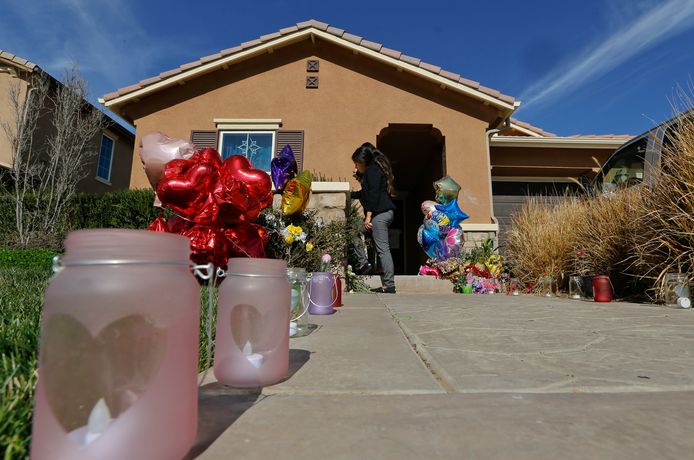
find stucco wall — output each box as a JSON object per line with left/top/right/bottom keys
{"left": 76, "top": 130, "right": 134, "bottom": 192}
{"left": 1, "top": 68, "right": 133, "bottom": 192}
{"left": 122, "top": 39, "right": 501, "bottom": 224}
{"left": 0, "top": 70, "right": 29, "bottom": 168}
{"left": 490, "top": 146, "right": 615, "bottom": 177}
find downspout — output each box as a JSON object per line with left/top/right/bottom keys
{"left": 484, "top": 117, "right": 512, "bottom": 229}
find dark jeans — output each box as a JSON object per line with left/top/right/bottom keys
{"left": 353, "top": 210, "right": 395, "bottom": 289}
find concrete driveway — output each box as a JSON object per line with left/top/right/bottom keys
{"left": 191, "top": 294, "right": 694, "bottom": 460}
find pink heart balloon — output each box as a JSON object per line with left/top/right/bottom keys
{"left": 139, "top": 132, "right": 195, "bottom": 189}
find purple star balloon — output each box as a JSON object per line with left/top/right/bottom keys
{"left": 271, "top": 144, "right": 298, "bottom": 191}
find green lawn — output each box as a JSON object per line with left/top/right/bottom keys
{"left": 0, "top": 263, "right": 216, "bottom": 459}
{"left": 1, "top": 268, "right": 47, "bottom": 459}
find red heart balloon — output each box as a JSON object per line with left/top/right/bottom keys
{"left": 191, "top": 148, "right": 222, "bottom": 168}
{"left": 221, "top": 155, "right": 273, "bottom": 209}
{"left": 213, "top": 175, "right": 261, "bottom": 226}
{"left": 157, "top": 156, "right": 219, "bottom": 223}
{"left": 148, "top": 214, "right": 168, "bottom": 232}
{"left": 182, "top": 224, "right": 229, "bottom": 268}
{"left": 166, "top": 214, "right": 193, "bottom": 234}
{"left": 224, "top": 223, "right": 266, "bottom": 258}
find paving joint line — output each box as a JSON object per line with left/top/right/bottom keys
{"left": 379, "top": 296, "right": 459, "bottom": 394}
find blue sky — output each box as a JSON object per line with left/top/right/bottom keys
{"left": 2, "top": 0, "right": 693, "bottom": 136}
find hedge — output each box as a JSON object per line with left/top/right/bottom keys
{"left": 66, "top": 189, "right": 159, "bottom": 229}
{"left": 1, "top": 189, "right": 159, "bottom": 248}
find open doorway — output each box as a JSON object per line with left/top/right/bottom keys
{"left": 377, "top": 124, "right": 445, "bottom": 274}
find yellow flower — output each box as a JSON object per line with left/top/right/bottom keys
{"left": 306, "top": 242, "right": 314, "bottom": 252}
{"left": 284, "top": 235, "right": 295, "bottom": 244}
{"left": 286, "top": 225, "right": 303, "bottom": 236}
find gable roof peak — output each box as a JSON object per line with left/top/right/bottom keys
{"left": 101, "top": 20, "right": 518, "bottom": 114}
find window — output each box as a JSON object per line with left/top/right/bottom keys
{"left": 218, "top": 131, "right": 275, "bottom": 171}
{"left": 96, "top": 135, "right": 115, "bottom": 182}
{"left": 597, "top": 137, "right": 647, "bottom": 193}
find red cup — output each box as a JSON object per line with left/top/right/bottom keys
{"left": 332, "top": 275, "right": 343, "bottom": 307}
{"left": 593, "top": 275, "right": 613, "bottom": 302}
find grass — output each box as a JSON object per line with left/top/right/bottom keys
{"left": 1, "top": 268, "right": 48, "bottom": 459}
{"left": 636, "top": 108, "right": 694, "bottom": 299}
{"left": 0, "top": 265, "right": 218, "bottom": 459}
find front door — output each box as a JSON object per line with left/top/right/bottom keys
{"left": 377, "top": 124, "right": 445, "bottom": 274}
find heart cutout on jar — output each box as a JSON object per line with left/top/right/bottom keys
{"left": 229, "top": 303, "right": 285, "bottom": 356}
{"left": 39, "top": 314, "right": 167, "bottom": 436}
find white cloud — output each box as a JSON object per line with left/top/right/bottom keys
{"left": 518, "top": 0, "right": 694, "bottom": 112}
{"left": 0, "top": 0, "right": 198, "bottom": 94}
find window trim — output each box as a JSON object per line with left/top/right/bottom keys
{"left": 96, "top": 134, "right": 115, "bottom": 184}
{"left": 217, "top": 130, "right": 277, "bottom": 170}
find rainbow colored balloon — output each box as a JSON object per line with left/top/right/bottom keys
{"left": 417, "top": 176, "right": 469, "bottom": 261}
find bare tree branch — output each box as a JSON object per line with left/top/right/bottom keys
{"left": 2, "top": 66, "right": 106, "bottom": 246}
{"left": 1, "top": 72, "right": 49, "bottom": 245}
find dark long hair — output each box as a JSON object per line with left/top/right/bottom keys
{"left": 352, "top": 142, "right": 395, "bottom": 196}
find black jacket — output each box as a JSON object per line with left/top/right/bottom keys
{"left": 350, "top": 164, "right": 396, "bottom": 214}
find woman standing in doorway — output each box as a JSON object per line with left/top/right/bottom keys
{"left": 351, "top": 142, "right": 397, "bottom": 293}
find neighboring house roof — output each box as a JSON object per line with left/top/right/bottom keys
{"left": 1, "top": 49, "right": 134, "bottom": 139}
{"left": 0, "top": 50, "right": 39, "bottom": 72}
{"left": 100, "top": 19, "right": 519, "bottom": 114}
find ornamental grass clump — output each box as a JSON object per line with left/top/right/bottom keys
{"left": 635, "top": 108, "right": 694, "bottom": 300}
{"left": 571, "top": 187, "right": 643, "bottom": 291}
{"left": 505, "top": 195, "right": 583, "bottom": 287}
{"left": 505, "top": 189, "right": 644, "bottom": 297}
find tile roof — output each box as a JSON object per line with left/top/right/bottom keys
{"left": 0, "top": 50, "right": 39, "bottom": 71}
{"left": 102, "top": 19, "right": 516, "bottom": 108}
{"left": 565, "top": 134, "right": 634, "bottom": 139}
{"left": 508, "top": 118, "right": 633, "bottom": 139}
{"left": 509, "top": 118, "right": 557, "bottom": 137}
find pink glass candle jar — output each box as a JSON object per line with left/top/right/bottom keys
{"left": 215, "top": 258, "right": 290, "bottom": 387}
{"left": 31, "top": 230, "right": 201, "bottom": 460}
{"left": 308, "top": 272, "right": 337, "bottom": 315}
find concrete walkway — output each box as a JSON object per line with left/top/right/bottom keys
{"left": 190, "top": 294, "right": 694, "bottom": 460}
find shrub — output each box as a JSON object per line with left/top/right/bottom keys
{"left": 1, "top": 189, "right": 158, "bottom": 249}
{"left": 505, "top": 195, "right": 582, "bottom": 286}
{"left": 635, "top": 109, "right": 694, "bottom": 299}
{"left": 66, "top": 189, "right": 158, "bottom": 230}
{"left": 505, "top": 189, "right": 645, "bottom": 297}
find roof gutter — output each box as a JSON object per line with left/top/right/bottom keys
{"left": 484, "top": 117, "right": 512, "bottom": 224}
{"left": 490, "top": 136, "right": 630, "bottom": 149}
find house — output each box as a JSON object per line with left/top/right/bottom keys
{"left": 100, "top": 20, "right": 630, "bottom": 273}
{"left": 0, "top": 50, "right": 134, "bottom": 192}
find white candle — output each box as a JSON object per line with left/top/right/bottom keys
{"left": 242, "top": 341, "right": 264, "bottom": 368}
{"left": 67, "top": 398, "right": 112, "bottom": 446}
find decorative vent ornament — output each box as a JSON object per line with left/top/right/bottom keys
{"left": 306, "top": 76, "right": 319, "bottom": 89}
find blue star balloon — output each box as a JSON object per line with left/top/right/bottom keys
{"left": 435, "top": 200, "right": 469, "bottom": 228}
